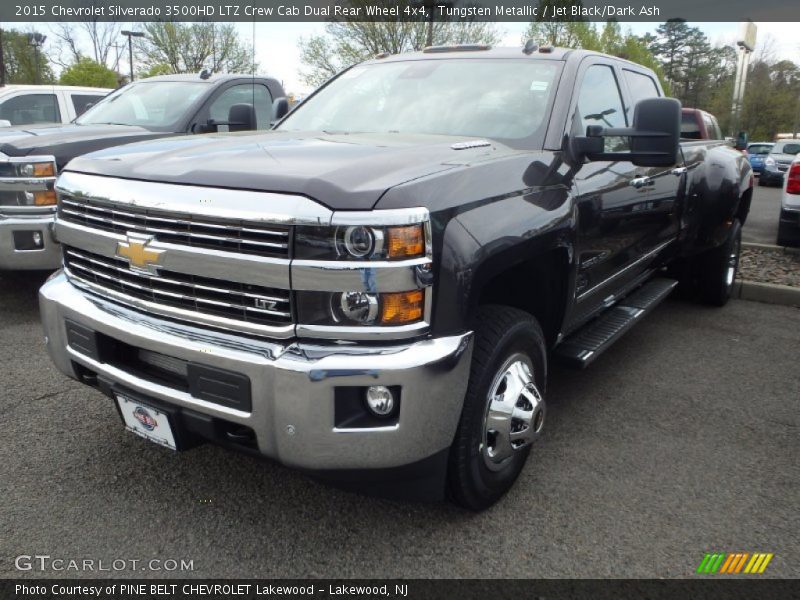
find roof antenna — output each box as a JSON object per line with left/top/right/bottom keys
{"left": 199, "top": 68, "right": 212, "bottom": 80}
{"left": 523, "top": 39, "right": 538, "bottom": 55}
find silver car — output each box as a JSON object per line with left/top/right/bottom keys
{"left": 778, "top": 156, "right": 800, "bottom": 246}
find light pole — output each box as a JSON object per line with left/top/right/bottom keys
{"left": 730, "top": 22, "right": 756, "bottom": 137}
{"left": 120, "top": 30, "right": 145, "bottom": 82}
{"left": 26, "top": 32, "right": 46, "bottom": 84}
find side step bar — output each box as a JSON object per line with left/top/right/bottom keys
{"left": 555, "top": 278, "right": 678, "bottom": 368}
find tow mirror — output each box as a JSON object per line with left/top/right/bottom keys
{"left": 228, "top": 103, "right": 256, "bottom": 132}
{"left": 571, "top": 97, "right": 681, "bottom": 167}
{"left": 272, "top": 97, "right": 289, "bottom": 125}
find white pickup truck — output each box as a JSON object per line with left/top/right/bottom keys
{"left": 0, "top": 85, "right": 110, "bottom": 127}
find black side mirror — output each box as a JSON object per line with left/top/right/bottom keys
{"left": 571, "top": 97, "right": 681, "bottom": 167}
{"left": 228, "top": 103, "right": 256, "bottom": 132}
{"left": 272, "top": 97, "right": 289, "bottom": 124}
{"left": 735, "top": 131, "right": 748, "bottom": 151}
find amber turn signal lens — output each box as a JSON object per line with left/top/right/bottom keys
{"left": 381, "top": 290, "right": 424, "bottom": 325}
{"left": 33, "top": 190, "right": 57, "bottom": 206}
{"left": 33, "top": 163, "right": 55, "bottom": 178}
{"left": 386, "top": 224, "right": 425, "bottom": 259}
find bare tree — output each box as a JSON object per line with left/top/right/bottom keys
{"left": 137, "top": 23, "right": 255, "bottom": 75}
{"left": 49, "top": 21, "right": 123, "bottom": 70}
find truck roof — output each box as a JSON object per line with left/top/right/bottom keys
{"left": 0, "top": 84, "right": 112, "bottom": 94}
{"left": 365, "top": 46, "right": 651, "bottom": 71}
{"left": 138, "top": 73, "right": 275, "bottom": 84}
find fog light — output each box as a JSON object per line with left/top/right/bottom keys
{"left": 365, "top": 386, "right": 395, "bottom": 417}
{"left": 31, "top": 231, "right": 43, "bottom": 247}
{"left": 336, "top": 291, "right": 378, "bottom": 324}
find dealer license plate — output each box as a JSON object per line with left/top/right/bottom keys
{"left": 116, "top": 394, "right": 177, "bottom": 450}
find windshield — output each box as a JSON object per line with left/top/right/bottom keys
{"left": 747, "top": 144, "right": 772, "bottom": 155}
{"left": 278, "top": 59, "right": 561, "bottom": 147}
{"left": 76, "top": 81, "right": 209, "bottom": 129}
{"left": 771, "top": 142, "right": 800, "bottom": 155}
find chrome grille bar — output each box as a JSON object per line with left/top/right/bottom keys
{"left": 59, "top": 197, "right": 291, "bottom": 257}
{"left": 64, "top": 246, "right": 292, "bottom": 327}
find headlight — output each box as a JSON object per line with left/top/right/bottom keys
{"left": 293, "top": 209, "right": 431, "bottom": 336}
{"left": 297, "top": 290, "right": 426, "bottom": 327}
{"left": 0, "top": 157, "right": 57, "bottom": 208}
{"left": 295, "top": 223, "right": 427, "bottom": 260}
{"left": 18, "top": 162, "right": 56, "bottom": 178}
{"left": 765, "top": 157, "right": 776, "bottom": 167}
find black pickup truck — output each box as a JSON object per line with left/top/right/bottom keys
{"left": 0, "top": 73, "right": 286, "bottom": 270}
{"left": 40, "top": 46, "right": 752, "bottom": 510}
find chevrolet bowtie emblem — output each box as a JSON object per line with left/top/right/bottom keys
{"left": 116, "top": 234, "right": 164, "bottom": 275}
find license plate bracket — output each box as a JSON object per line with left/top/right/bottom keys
{"left": 116, "top": 394, "right": 178, "bottom": 451}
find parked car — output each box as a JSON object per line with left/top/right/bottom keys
{"left": 39, "top": 46, "right": 752, "bottom": 510}
{"left": 745, "top": 142, "right": 773, "bottom": 175}
{"left": 681, "top": 107, "right": 724, "bottom": 140}
{"left": 0, "top": 84, "right": 110, "bottom": 127}
{"left": 0, "top": 73, "right": 287, "bottom": 271}
{"left": 759, "top": 140, "right": 800, "bottom": 187}
{"left": 778, "top": 157, "right": 800, "bottom": 246}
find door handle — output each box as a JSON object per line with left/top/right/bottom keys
{"left": 629, "top": 177, "right": 653, "bottom": 189}
{"left": 671, "top": 167, "right": 688, "bottom": 176}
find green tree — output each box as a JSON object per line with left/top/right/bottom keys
{"left": 298, "top": 0, "right": 500, "bottom": 86}
{"left": 138, "top": 63, "right": 172, "bottom": 79}
{"left": 138, "top": 23, "right": 255, "bottom": 75}
{"left": 59, "top": 57, "right": 118, "bottom": 88}
{"left": 522, "top": 16, "right": 669, "bottom": 93}
{"left": 522, "top": 0, "right": 599, "bottom": 49}
{"left": 0, "top": 29, "right": 56, "bottom": 84}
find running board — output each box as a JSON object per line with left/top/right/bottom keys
{"left": 555, "top": 278, "right": 678, "bottom": 368}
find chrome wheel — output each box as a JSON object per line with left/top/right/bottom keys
{"left": 725, "top": 234, "right": 741, "bottom": 289}
{"left": 481, "top": 353, "right": 545, "bottom": 472}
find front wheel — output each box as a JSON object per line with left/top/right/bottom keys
{"left": 448, "top": 306, "right": 547, "bottom": 511}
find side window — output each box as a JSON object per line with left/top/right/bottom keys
{"left": 702, "top": 113, "right": 721, "bottom": 140}
{"left": 208, "top": 84, "right": 273, "bottom": 130}
{"left": 0, "top": 93, "right": 61, "bottom": 125}
{"left": 574, "top": 64, "right": 628, "bottom": 152}
{"left": 71, "top": 94, "right": 105, "bottom": 117}
{"left": 681, "top": 113, "right": 702, "bottom": 139}
{"left": 622, "top": 70, "right": 660, "bottom": 108}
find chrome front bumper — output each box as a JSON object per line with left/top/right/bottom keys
{"left": 0, "top": 212, "right": 60, "bottom": 270}
{"left": 40, "top": 272, "right": 473, "bottom": 471}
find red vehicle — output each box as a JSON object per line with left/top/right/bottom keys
{"left": 681, "top": 108, "right": 724, "bottom": 140}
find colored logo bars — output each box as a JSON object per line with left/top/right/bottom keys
{"left": 696, "top": 552, "right": 774, "bottom": 574}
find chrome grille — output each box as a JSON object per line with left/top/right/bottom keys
{"left": 58, "top": 196, "right": 290, "bottom": 258}
{"left": 64, "top": 246, "right": 292, "bottom": 327}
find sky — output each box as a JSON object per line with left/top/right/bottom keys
{"left": 19, "top": 21, "right": 800, "bottom": 94}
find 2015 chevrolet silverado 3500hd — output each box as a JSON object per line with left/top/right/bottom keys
{"left": 39, "top": 46, "right": 753, "bottom": 510}
{"left": 0, "top": 73, "right": 287, "bottom": 271}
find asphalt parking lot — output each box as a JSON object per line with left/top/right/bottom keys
{"left": 1, "top": 261, "right": 798, "bottom": 579}
{"left": 743, "top": 181, "right": 782, "bottom": 246}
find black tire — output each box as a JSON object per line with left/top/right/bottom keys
{"left": 448, "top": 305, "right": 547, "bottom": 511}
{"left": 776, "top": 223, "right": 800, "bottom": 246}
{"left": 697, "top": 219, "right": 742, "bottom": 306}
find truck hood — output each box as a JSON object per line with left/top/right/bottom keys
{"left": 0, "top": 123, "right": 171, "bottom": 172}
{"left": 64, "top": 130, "right": 516, "bottom": 211}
